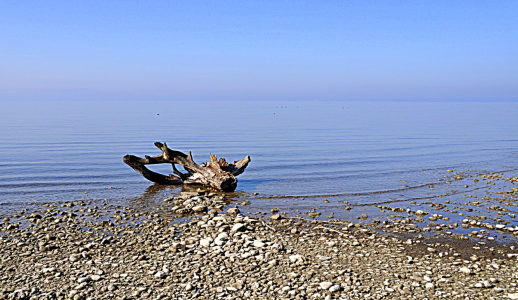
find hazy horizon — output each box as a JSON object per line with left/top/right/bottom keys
{"left": 1, "top": 1, "right": 517, "bottom": 102}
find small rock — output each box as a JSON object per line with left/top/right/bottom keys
{"left": 227, "top": 282, "right": 243, "bottom": 291}
{"left": 318, "top": 256, "right": 332, "bottom": 261}
{"left": 253, "top": 240, "right": 266, "bottom": 247}
{"left": 270, "top": 214, "right": 282, "bottom": 220}
{"left": 192, "top": 206, "right": 207, "bottom": 213}
{"left": 289, "top": 255, "right": 304, "bottom": 263}
{"left": 481, "top": 280, "right": 494, "bottom": 288}
{"left": 90, "top": 275, "right": 101, "bottom": 281}
{"left": 200, "top": 238, "right": 212, "bottom": 247}
{"left": 227, "top": 207, "right": 240, "bottom": 214}
{"left": 154, "top": 271, "right": 167, "bottom": 279}
{"left": 231, "top": 223, "right": 247, "bottom": 232}
{"left": 319, "top": 282, "right": 333, "bottom": 290}
{"left": 329, "top": 285, "right": 342, "bottom": 292}
{"left": 69, "top": 254, "right": 81, "bottom": 262}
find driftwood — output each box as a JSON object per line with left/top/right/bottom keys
{"left": 123, "top": 142, "right": 251, "bottom": 192}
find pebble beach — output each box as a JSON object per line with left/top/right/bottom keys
{"left": 2, "top": 190, "right": 518, "bottom": 300}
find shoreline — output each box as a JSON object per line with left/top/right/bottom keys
{"left": 2, "top": 192, "right": 518, "bottom": 299}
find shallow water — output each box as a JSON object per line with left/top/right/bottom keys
{"left": 1, "top": 100, "right": 518, "bottom": 240}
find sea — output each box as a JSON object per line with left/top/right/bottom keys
{"left": 1, "top": 100, "right": 518, "bottom": 240}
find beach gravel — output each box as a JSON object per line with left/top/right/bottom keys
{"left": 1, "top": 194, "right": 518, "bottom": 299}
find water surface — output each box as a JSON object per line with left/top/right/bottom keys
{"left": 1, "top": 100, "right": 517, "bottom": 240}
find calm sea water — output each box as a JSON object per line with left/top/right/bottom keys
{"left": 1, "top": 100, "right": 518, "bottom": 238}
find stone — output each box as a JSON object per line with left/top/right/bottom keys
{"left": 481, "top": 280, "right": 494, "bottom": 288}
{"left": 90, "top": 275, "right": 101, "bottom": 281}
{"left": 227, "top": 207, "right": 240, "bottom": 214}
{"left": 320, "top": 282, "right": 333, "bottom": 290}
{"left": 77, "top": 277, "right": 91, "bottom": 283}
{"left": 289, "top": 254, "right": 304, "bottom": 263}
{"left": 192, "top": 206, "right": 207, "bottom": 213}
{"left": 329, "top": 285, "right": 342, "bottom": 292}
{"left": 231, "top": 223, "right": 247, "bottom": 232}
{"left": 227, "top": 282, "right": 243, "bottom": 291}
{"left": 154, "top": 271, "right": 167, "bottom": 279}
{"left": 69, "top": 254, "right": 81, "bottom": 262}
{"left": 200, "top": 238, "right": 212, "bottom": 247}
{"left": 214, "top": 238, "right": 226, "bottom": 246}
{"left": 270, "top": 214, "right": 282, "bottom": 220}
{"left": 253, "top": 240, "right": 266, "bottom": 247}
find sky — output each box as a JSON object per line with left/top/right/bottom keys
{"left": 0, "top": 1, "right": 517, "bottom": 102}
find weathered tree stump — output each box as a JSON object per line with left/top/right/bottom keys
{"left": 123, "top": 142, "right": 251, "bottom": 192}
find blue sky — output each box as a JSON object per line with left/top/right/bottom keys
{"left": 1, "top": 1, "right": 517, "bottom": 101}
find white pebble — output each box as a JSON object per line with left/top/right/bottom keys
{"left": 319, "top": 281, "right": 333, "bottom": 290}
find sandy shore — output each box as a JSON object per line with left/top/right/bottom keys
{"left": 1, "top": 192, "right": 518, "bottom": 300}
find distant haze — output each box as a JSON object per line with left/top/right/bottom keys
{"left": 1, "top": 1, "right": 517, "bottom": 102}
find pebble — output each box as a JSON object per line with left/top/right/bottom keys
{"left": 200, "top": 237, "right": 212, "bottom": 247}
{"left": 289, "top": 254, "right": 304, "bottom": 263}
{"left": 319, "top": 282, "right": 333, "bottom": 290}
{"left": 270, "top": 214, "right": 282, "bottom": 220}
{"left": 329, "top": 285, "right": 342, "bottom": 292}
{"left": 192, "top": 205, "right": 207, "bottom": 213}
{"left": 154, "top": 271, "right": 166, "bottom": 279}
{"left": 318, "top": 256, "right": 332, "bottom": 261}
{"left": 90, "top": 275, "right": 101, "bottom": 281}
{"left": 231, "top": 223, "right": 246, "bottom": 232}
{"left": 1, "top": 192, "right": 517, "bottom": 300}
{"left": 227, "top": 207, "right": 240, "bottom": 214}
{"left": 253, "top": 239, "right": 266, "bottom": 247}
